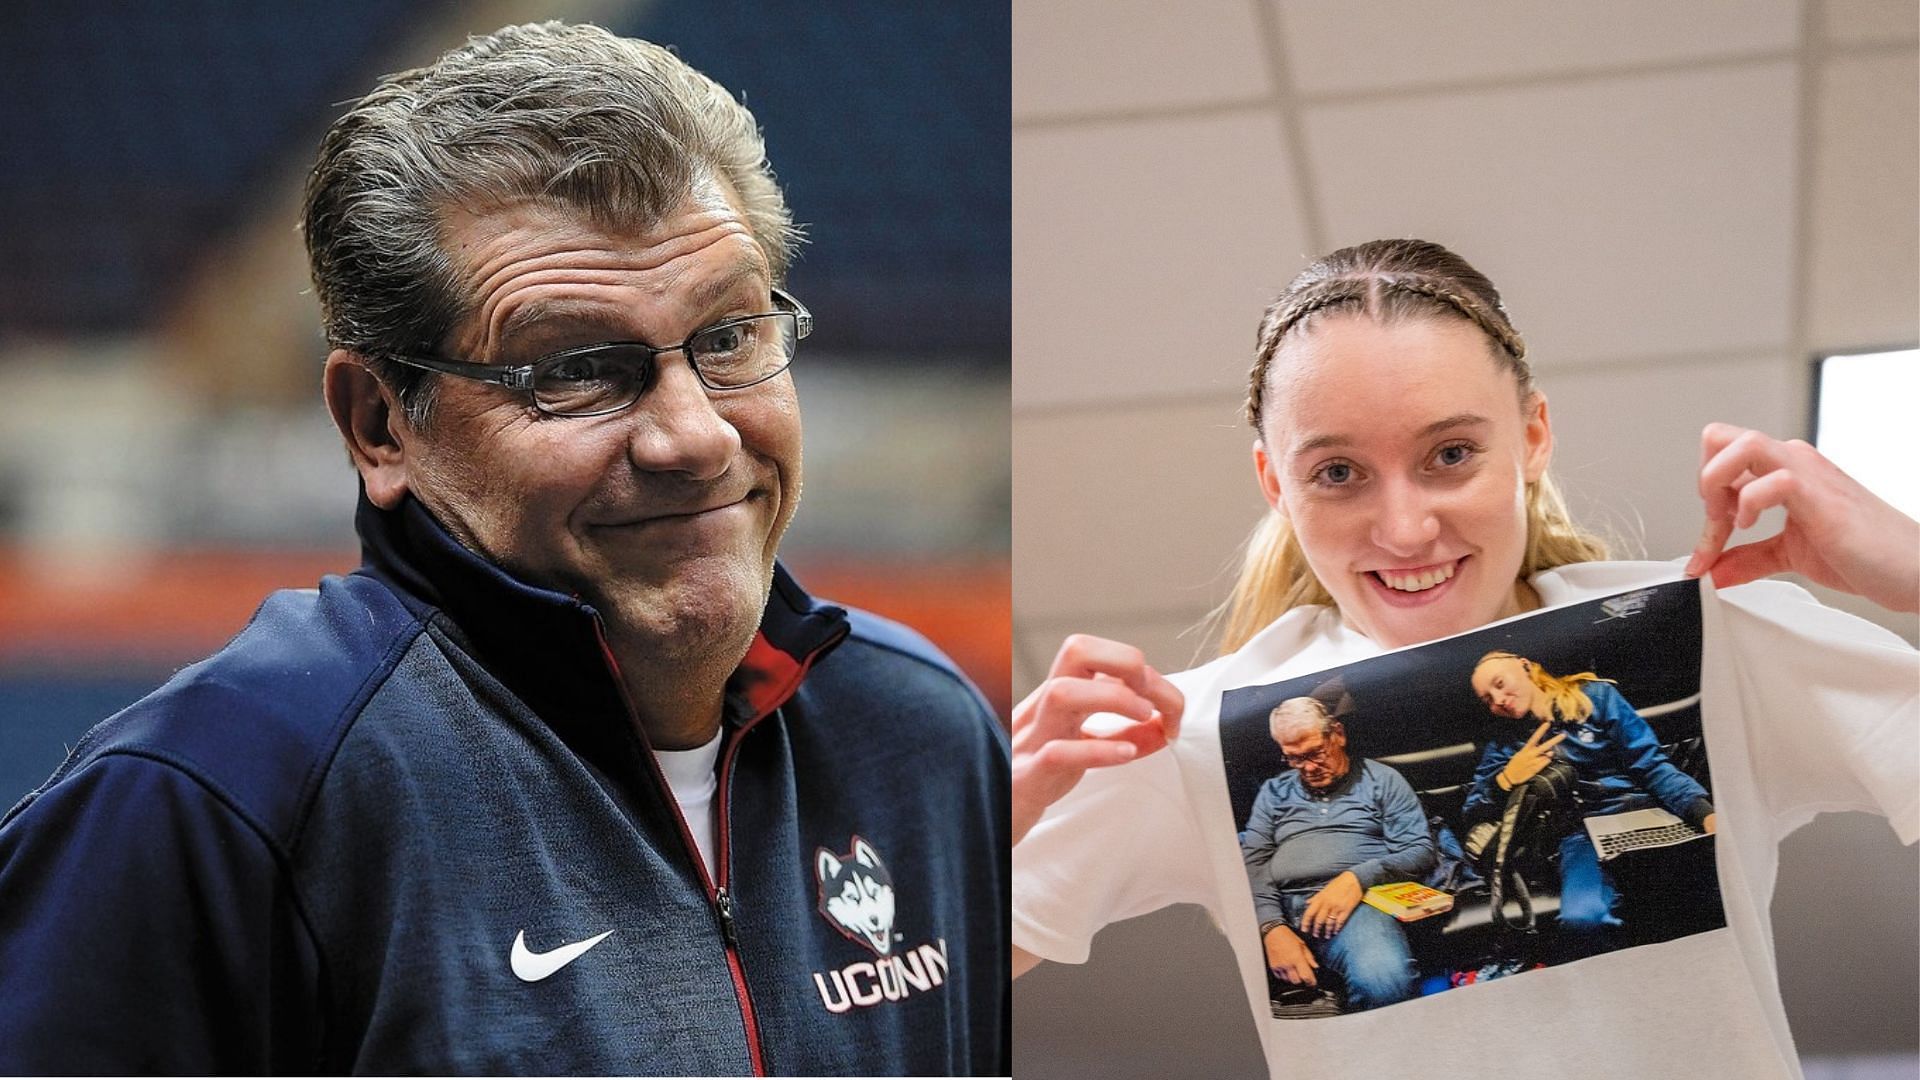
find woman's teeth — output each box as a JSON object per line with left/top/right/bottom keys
{"left": 1375, "top": 561, "right": 1457, "bottom": 592}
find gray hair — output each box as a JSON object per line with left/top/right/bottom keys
{"left": 1268, "top": 696, "right": 1336, "bottom": 743}
{"left": 302, "top": 21, "right": 799, "bottom": 424}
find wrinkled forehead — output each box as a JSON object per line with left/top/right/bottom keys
{"left": 432, "top": 176, "right": 771, "bottom": 353}
{"left": 438, "top": 170, "right": 761, "bottom": 273}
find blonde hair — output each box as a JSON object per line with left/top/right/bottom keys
{"left": 1215, "top": 239, "right": 1608, "bottom": 654}
{"left": 1474, "top": 651, "right": 1613, "bottom": 724}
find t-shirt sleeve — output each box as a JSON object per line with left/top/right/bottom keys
{"left": 0, "top": 754, "right": 320, "bottom": 1072}
{"left": 1719, "top": 581, "right": 1920, "bottom": 844}
{"left": 1012, "top": 725, "right": 1211, "bottom": 965}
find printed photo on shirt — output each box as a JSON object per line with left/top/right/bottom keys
{"left": 1220, "top": 580, "right": 1725, "bottom": 1019}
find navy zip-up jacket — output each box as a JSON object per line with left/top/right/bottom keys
{"left": 0, "top": 495, "right": 1009, "bottom": 1075}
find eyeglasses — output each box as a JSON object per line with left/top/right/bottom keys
{"left": 386, "top": 287, "right": 812, "bottom": 418}
{"left": 1282, "top": 745, "right": 1332, "bottom": 769}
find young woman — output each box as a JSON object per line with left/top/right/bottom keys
{"left": 1465, "top": 651, "right": 1713, "bottom": 949}
{"left": 1011, "top": 240, "right": 1918, "bottom": 1078}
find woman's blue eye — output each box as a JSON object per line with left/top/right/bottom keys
{"left": 1436, "top": 443, "right": 1473, "bottom": 467}
{"left": 1321, "top": 463, "right": 1353, "bottom": 485}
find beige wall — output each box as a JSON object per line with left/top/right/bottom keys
{"left": 1011, "top": 0, "right": 1919, "bottom": 1071}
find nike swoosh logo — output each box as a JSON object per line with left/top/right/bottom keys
{"left": 510, "top": 929, "right": 615, "bottom": 982}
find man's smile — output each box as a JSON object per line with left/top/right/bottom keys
{"left": 593, "top": 491, "right": 759, "bottom": 530}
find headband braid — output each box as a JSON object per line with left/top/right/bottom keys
{"left": 1244, "top": 270, "right": 1530, "bottom": 428}
{"left": 1375, "top": 274, "right": 1527, "bottom": 362}
{"left": 1244, "top": 280, "right": 1371, "bottom": 424}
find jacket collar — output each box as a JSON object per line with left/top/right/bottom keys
{"left": 352, "top": 490, "right": 849, "bottom": 750}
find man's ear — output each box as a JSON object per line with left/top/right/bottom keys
{"left": 1252, "top": 439, "right": 1287, "bottom": 517}
{"left": 323, "top": 350, "right": 411, "bottom": 509}
{"left": 1522, "top": 390, "right": 1554, "bottom": 484}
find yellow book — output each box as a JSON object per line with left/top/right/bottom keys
{"left": 1363, "top": 882, "right": 1454, "bottom": 922}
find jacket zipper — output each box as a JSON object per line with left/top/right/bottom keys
{"left": 593, "top": 623, "right": 770, "bottom": 1077}
{"left": 711, "top": 717, "right": 769, "bottom": 1075}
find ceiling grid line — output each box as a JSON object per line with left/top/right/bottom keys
{"left": 1011, "top": 96, "right": 1278, "bottom": 132}
{"left": 1291, "top": 45, "right": 1800, "bottom": 107}
{"left": 1014, "top": 390, "right": 1246, "bottom": 419}
{"left": 1250, "top": 0, "right": 1327, "bottom": 256}
{"left": 1011, "top": 342, "right": 1827, "bottom": 420}
{"left": 1011, "top": 42, "right": 1812, "bottom": 132}
{"left": 1787, "top": 0, "right": 1825, "bottom": 416}
{"left": 1830, "top": 36, "right": 1920, "bottom": 55}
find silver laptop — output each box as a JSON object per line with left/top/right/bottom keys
{"left": 1583, "top": 807, "right": 1704, "bottom": 861}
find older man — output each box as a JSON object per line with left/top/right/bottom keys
{"left": 1241, "top": 697, "right": 1435, "bottom": 1012}
{"left": 0, "top": 23, "right": 1006, "bottom": 1075}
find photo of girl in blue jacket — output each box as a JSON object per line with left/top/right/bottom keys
{"left": 1465, "top": 651, "right": 1717, "bottom": 955}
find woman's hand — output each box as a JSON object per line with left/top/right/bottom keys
{"left": 1012, "top": 634, "right": 1184, "bottom": 846}
{"left": 1499, "top": 722, "right": 1566, "bottom": 788}
{"left": 1686, "top": 424, "right": 1920, "bottom": 613}
{"left": 1263, "top": 924, "right": 1319, "bottom": 986}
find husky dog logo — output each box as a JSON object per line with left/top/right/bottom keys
{"left": 815, "top": 836, "right": 895, "bottom": 955}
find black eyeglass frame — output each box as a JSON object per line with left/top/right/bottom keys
{"left": 1281, "top": 744, "right": 1333, "bottom": 769}
{"left": 384, "top": 286, "right": 813, "bottom": 418}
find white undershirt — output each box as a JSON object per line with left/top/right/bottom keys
{"left": 653, "top": 730, "right": 724, "bottom": 878}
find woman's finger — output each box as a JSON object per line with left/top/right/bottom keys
{"left": 1732, "top": 468, "right": 1800, "bottom": 532}
{"left": 1028, "top": 736, "right": 1139, "bottom": 776}
{"left": 1106, "top": 718, "right": 1171, "bottom": 759}
{"left": 1707, "top": 532, "right": 1789, "bottom": 591}
{"left": 1048, "top": 633, "right": 1149, "bottom": 684}
{"left": 1686, "top": 514, "right": 1736, "bottom": 579}
{"left": 1014, "top": 675, "right": 1157, "bottom": 744}
{"left": 1689, "top": 425, "right": 1785, "bottom": 576}
{"left": 1698, "top": 425, "right": 1790, "bottom": 500}
{"left": 1042, "top": 634, "right": 1186, "bottom": 740}
{"left": 1138, "top": 665, "right": 1185, "bottom": 742}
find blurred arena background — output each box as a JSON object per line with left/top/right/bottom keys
{"left": 0, "top": 2, "right": 1010, "bottom": 807}
{"left": 1010, "top": 1, "right": 1917, "bottom": 1076}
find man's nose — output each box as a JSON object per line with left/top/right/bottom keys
{"left": 1369, "top": 476, "right": 1441, "bottom": 556}
{"left": 623, "top": 361, "right": 740, "bottom": 479}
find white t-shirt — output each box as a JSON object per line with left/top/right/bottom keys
{"left": 1013, "top": 562, "right": 1919, "bottom": 1080}
{"left": 654, "top": 730, "right": 724, "bottom": 877}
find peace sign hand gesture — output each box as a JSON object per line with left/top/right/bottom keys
{"left": 1499, "top": 722, "right": 1567, "bottom": 789}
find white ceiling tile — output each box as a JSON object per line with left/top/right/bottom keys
{"left": 1539, "top": 352, "right": 1802, "bottom": 566}
{"left": 1822, "top": 0, "right": 1920, "bottom": 46}
{"left": 1013, "top": 399, "right": 1268, "bottom": 622}
{"left": 1013, "top": 114, "right": 1312, "bottom": 408}
{"left": 1303, "top": 63, "right": 1800, "bottom": 367}
{"left": 1013, "top": 615, "right": 1221, "bottom": 701}
{"left": 1014, "top": 0, "right": 1273, "bottom": 119}
{"left": 1275, "top": 0, "right": 1799, "bottom": 96}
{"left": 1011, "top": 631, "right": 1046, "bottom": 704}
{"left": 1808, "top": 50, "right": 1920, "bottom": 351}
